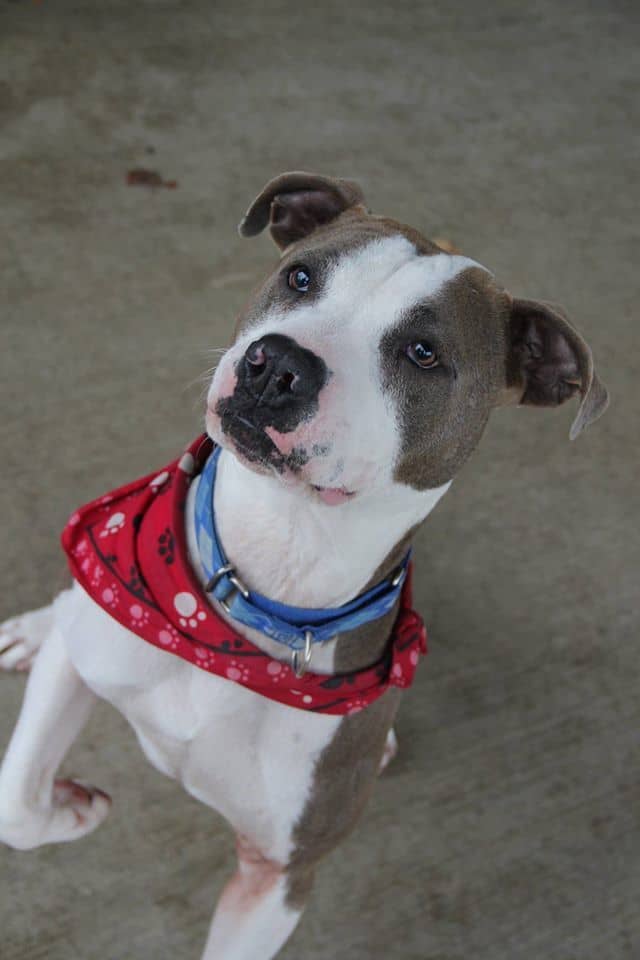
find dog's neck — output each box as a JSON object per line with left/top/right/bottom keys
{"left": 184, "top": 448, "right": 449, "bottom": 673}
{"left": 212, "top": 449, "right": 449, "bottom": 608}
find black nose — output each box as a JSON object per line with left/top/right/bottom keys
{"left": 241, "top": 334, "right": 328, "bottom": 412}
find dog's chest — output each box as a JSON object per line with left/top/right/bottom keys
{"left": 57, "top": 585, "right": 340, "bottom": 859}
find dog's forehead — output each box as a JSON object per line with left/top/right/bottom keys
{"left": 275, "top": 227, "right": 496, "bottom": 346}
{"left": 319, "top": 235, "right": 492, "bottom": 333}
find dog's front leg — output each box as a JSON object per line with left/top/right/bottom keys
{"left": 0, "top": 624, "right": 110, "bottom": 850}
{"left": 201, "top": 834, "right": 311, "bottom": 960}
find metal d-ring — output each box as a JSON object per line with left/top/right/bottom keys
{"left": 228, "top": 570, "right": 250, "bottom": 599}
{"left": 291, "top": 631, "right": 314, "bottom": 679}
{"left": 206, "top": 564, "right": 250, "bottom": 614}
{"left": 205, "top": 563, "right": 234, "bottom": 593}
{"left": 205, "top": 565, "right": 249, "bottom": 598}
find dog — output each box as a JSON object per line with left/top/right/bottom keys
{"left": 0, "top": 172, "right": 608, "bottom": 960}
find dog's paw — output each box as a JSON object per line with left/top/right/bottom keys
{"left": 0, "top": 779, "right": 111, "bottom": 850}
{"left": 0, "top": 606, "right": 53, "bottom": 672}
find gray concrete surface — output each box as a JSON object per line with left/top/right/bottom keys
{"left": 1, "top": 1, "right": 638, "bottom": 957}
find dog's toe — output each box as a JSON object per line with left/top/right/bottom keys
{"left": 0, "top": 608, "right": 52, "bottom": 672}
{"left": 0, "top": 636, "right": 35, "bottom": 672}
{"left": 50, "top": 778, "right": 112, "bottom": 838}
{"left": 0, "top": 779, "right": 113, "bottom": 850}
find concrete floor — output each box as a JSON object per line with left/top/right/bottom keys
{"left": 1, "top": 0, "right": 638, "bottom": 957}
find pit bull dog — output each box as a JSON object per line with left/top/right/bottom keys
{"left": 0, "top": 172, "right": 608, "bottom": 960}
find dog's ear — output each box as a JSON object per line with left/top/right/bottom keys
{"left": 505, "top": 298, "right": 609, "bottom": 439}
{"left": 238, "top": 171, "right": 367, "bottom": 250}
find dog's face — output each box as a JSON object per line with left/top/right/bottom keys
{"left": 206, "top": 173, "right": 608, "bottom": 504}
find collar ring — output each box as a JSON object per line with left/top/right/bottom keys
{"left": 291, "top": 630, "right": 314, "bottom": 678}
{"left": 205, "top": 563, "right": 234, "bottom": 593}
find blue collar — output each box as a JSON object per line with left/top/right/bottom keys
{"left": 194, "top": 447, "right": 410, "bottom": 663}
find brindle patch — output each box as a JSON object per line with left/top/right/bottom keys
{"left": 381, "top": 267, "right": 511, "bottom": 490}
{"left": 333, "top": 528, "right": 416, "bottom": 674}
{"left": 286, "top": 686, "right": 402, "bottom": 910}
{"left": 285, "top": 529, "right": 417, "bottom": 908}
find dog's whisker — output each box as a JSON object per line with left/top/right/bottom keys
{"left": 182, "top": 362, "right": 225, "bottom": 397}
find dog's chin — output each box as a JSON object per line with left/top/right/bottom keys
{"left": 206, "top": 418, "right": 358, "bottom": 506}
{"left": 226, "top": 441, "right": 356, "bottom": 505}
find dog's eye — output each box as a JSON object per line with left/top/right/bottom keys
{"left": 288, "top": 266, "right": 311, "bottom": 293}
{"left": 406, "top": 342, "right": 438, "bottom": 369}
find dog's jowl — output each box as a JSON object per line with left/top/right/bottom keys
{"left": 0, "top": 172, "right": 608, "bottom": 960}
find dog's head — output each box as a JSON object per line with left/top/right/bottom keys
{"left": 206, "top": 172, "right": 608, "bottom": 504}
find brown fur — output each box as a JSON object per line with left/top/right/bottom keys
{"left": 286, "top": 688, "right": 402, "bottom": 909}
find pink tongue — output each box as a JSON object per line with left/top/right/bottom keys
{"left": 317, "top": 487, "right": 352, "bottom": 506}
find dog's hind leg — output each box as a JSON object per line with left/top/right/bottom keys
{"left": 201, "top": 834, "right": 311, "bottom": 960}
{"left": 0, "top": 602, "right": 55, "bottom": 672}
{"left": 0, "top": 620, "right": 110, "bottom": 850}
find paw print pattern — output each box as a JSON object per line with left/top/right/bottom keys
{"left": 90, "top": 566, "right": 104, "bottom": 588}
{"left": 225, "top": 660, "right": 251, "bottom": 683}
{"left": 266, "top": 659, "right": 289, "bottom": 683}
{"left": 127, "top": 564, "right": 147, "bottom": 599}
{"left": 157, "top": 527, "right": 175, "bottom": 565}
{"left": 149, "top": 471, "right": 170, "bottom": 492}
{"left": 158, "top": 623, "right": 179, "bottom": 651}
{"left": 178, "top": 452, "right": 195, "bottom": 475}
{"left": 391, "top": 663, "right": 406, "bottom": 688}
{"left": 193, "top": 646, "right": 216, "bottom": 668}
{"left": 99, "top": 512, "right": 126, "bottom": 538}
{"left": 101, "top": 584, "right": 120, "bottom": 609}
{"left": 72, "top": 539, "right": 88, "bottom": 558}
{"left": 289, "top": 689, "right": 315, "bottom": 706}
{"left": 129, "top": 603, "right": 150, "bottom": 628}
{"left": 173, "top": 591, "right": 207, "bottom": 629}
{"left": 345, "top": 698, "right": 366, "bottom": 714}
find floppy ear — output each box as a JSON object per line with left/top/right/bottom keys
{"left": 506, "top": 298, "right": 609, "bottom": 440}
{"left": 238, "top": 171, "right": 367, "bottom": 250}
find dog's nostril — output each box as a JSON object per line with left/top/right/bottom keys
{"left": 245, "top": 345, "right": 266, "bottom": 375}
{"left": 276, "top": 370, "right": 298, "bottom": 393}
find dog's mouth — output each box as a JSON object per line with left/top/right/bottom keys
{"left": 213, "top": 408, "right": 310, "bottom": 474}
{"left": 310, "top": 484, "right": 356, "bottom": 506}
{"left": 207, "top": 407, "right": 357, "bottom": 506}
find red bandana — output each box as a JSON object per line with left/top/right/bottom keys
{"left": 62, "top": 437, "right": 428, "bottom": 715}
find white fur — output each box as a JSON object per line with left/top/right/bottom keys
{"left": 208, "top": 238, "right": 485, "bottom": 496}
{"left": 0, "top": 234, "right": 478, "bottom": 959}
{"left": 0, "top": 604, "right": 54, "bottom": 671}
{"left": 208, "top": 453, "right": 448, "bottom": 673}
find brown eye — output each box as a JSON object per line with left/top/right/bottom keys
{"left": 288, "top": 266, "right": 311, "bottom": 292}
{"left": 406, "top": 342, "right": 438, "bottom": 369}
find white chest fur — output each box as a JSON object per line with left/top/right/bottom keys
{"left": 213, "top": 449, "right": 449, "bottom": 594}
{"left": 58, "top": 446, "right": 448, "bottom": 855}
{"left": 191, "top": 449, "right": 448, "bottom": 672}
{"left": 59, "top": 583, "right": 340, "bottom": 862}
